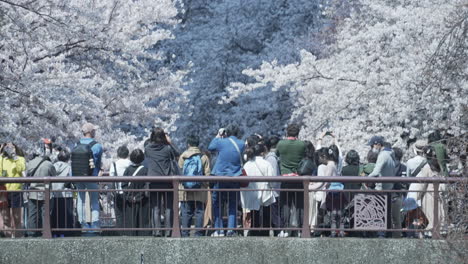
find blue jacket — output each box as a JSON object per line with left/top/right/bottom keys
{"left": 208, "top": 136, "right": 245, "bottom": 176}
{"left": 79, "top": 138, "right": 103, "bottom": 176}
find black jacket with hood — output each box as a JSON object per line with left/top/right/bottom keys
{"left": 144, "top": 143, "right": 179, "bottom": 189}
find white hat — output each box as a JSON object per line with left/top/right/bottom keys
{"left": 413, "top": 139, "right": 427, "bottom": 155}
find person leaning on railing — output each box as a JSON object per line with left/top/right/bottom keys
{"left": 208, "top": 124, "right": 245, "bottom": 237}
{"left": 406, "top": 146, "right": 447, "bottom": 238}
{"left": 178, "top": 135, "right": 211, "bottom": 237}
{"left": 0, "top": 142, "right": 26, "bottom": 238}
{"left": 26, "top": 141, "right": 57, "bottom": 237}
{"left": 144, "top": 127, "right": 180, "bottom": 237}
{"left": 276, "top": 124, "right": 306, "bottom": 238}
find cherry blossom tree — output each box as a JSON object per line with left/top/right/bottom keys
{"left": 225, "top": 0, "right": 467, "bottom": 156}
{"left": 0, "top": 0, "right": 187, "bottom": 159}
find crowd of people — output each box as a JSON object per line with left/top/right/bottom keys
{"left": 0, "top": 122, "right": 456, "bottom": 238}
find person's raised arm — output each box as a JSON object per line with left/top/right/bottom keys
{"left": 208, "top": 138, "right": 220, "bottom": 152}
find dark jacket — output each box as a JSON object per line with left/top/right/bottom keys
{"left": 341, "top": 165, "right": 362, "bottom": 201}
{"left": 144, "top": 143, "right": 179, "bottom": 189}
{"left": 122, "top": 164, "right": 149, "bottom": 203}
{"left": 297, "top": 158, "right": 316, "bottom": 176}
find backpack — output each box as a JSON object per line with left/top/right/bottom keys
{"left": 71, "top": 141, "right": 97, "bottom": 176}
{"left": 182, "top": 154, "right": 203, "bottom": 189}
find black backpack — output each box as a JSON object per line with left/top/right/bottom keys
{"left": 71, "top": 141, "right": 97, "bottom": 176}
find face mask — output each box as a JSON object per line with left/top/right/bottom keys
{"left": 372, "top": 147, "right": 380, "bottom": 154}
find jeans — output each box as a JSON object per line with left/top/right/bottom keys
{"left": 75, "top": 182, "right": 100, "bottom": 225}
{"left": 212, "top": 182, "right": 239, "bottom": 232}
{"left": 181, "top": 201, "right": 205, "bottom": 237}
{"left": 27, "top": 199, "right": 49, "bottom": 237}
{"left": 150, "top": 191, "right": 173, "bottom": 237}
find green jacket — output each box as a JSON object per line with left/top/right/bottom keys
{"left": 276, "top": 139, "right": 306, "bottom": 175}
{"left": 431, "top": 143, "right": 449, "bottom": 176}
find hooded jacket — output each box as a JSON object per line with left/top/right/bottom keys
{"left": 145, "top": 143, "right": 180, "bottom": 189}
{"left": 27, "top": 156, "right": 56, "bottom": 200}
{"left": 53, "top": 161, "right": 73, "bottom": 198}
{"left": 178, "top": 147, "right": 211, "bottom": 203}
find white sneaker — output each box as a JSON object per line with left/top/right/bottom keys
{"left": 211, "top": 231, "right": 225, "bottom": 237}
{"left": 277, "top": 231, "right": 289, "bottom": 238}
{"left": 243, "top": 230, "right": 249, "bottom": 237}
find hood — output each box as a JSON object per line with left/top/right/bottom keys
{"left": 54, "top": 161, "right": 70, "bottom": 176}
{"left": 146, "top": 143, "right": 168, "bottom": 152}
{"left": 180, "top": 147, "right": 202, "bottom": 160}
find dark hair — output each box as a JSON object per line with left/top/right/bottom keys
{"left": 246, "top": 135, "right": 261, "bottom": 148}
{"left": 383, "top": 142, "right": 392, "bottom": 149}
{"left": 265, "top": 136, "right": 280, "bottom": 151}
{"left": 130, "top": 149, "right": 145, "bottom": 165}
{"left": 328, "top": 144, "right": 340, "bottom": 163}
{"left": 187, "top": 134, "right": 200, "bottom": 147}
{"left": 286, "top": 124, "right": 300, "bottom": 137}
{"left": 367, "top": 149, "right": 378, "bottom": 163}
{"left": 304, "top": 141, "right": 316, "bottom": 160}
{"left": 345, "top": 150, "right": 360, "bottom": 166}
{"left": 393, "top": 147, "right": 403, "bottom": 161}
{"left": 150, "top": 127, "right": 169, "bottom": 145}
{"left": 1, "top": 142, "right": 25, "bottom": 158}
{"left": 57, "top": 149, "right": 71, "bottom": 162}
{"left": 245, "top": 143, "right": 266, "bottom": 160}
{"left": 423, "top": 146, "right": 441, "bottom": 173}
{"left": 428, "top": 130, "right": 442, "bottom": 144}
{"left": 117, "top": 145, "right": 129, "bottom": 159}
{"left": 317, "top": 147, "right": 329, "bottom": 165}
{"left": 226, "top": 124, "right": 241, "bottom": 138}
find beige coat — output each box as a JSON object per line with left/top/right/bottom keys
{"left": 408, "top": 164, "right": 446, "bottom": 232}
{"left": 178, "top": 147, "right": 211, "bottom": 203}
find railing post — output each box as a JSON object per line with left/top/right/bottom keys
{"left": 302, "top": 179, "right": 311, "bottom": 238}
{"left": 43, "top": 178, "right": 52, "bottom": 239}
{"left": 171, "top": 179, "right": 181, "bottom": 238}
{"left": 432, "top": 182, "right": 440, "bottom": 239}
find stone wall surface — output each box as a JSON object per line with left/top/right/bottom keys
{"left": 0, "top": 238, "right": 467, "bottom": 264}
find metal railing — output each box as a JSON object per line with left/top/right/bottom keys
{"left": 0, "top": 176, "right": 465, "bottom": 239}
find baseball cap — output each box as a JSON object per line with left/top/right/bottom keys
{"left": 81, "top": 123, "right": 98, "bottom": 134}
{"left": 367, "top": 136, "right": 384, "bottom": 146}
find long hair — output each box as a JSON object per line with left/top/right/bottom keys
{"left": 150, "top": 127, "right": 169, "bottom": 145}
{"left": 424, "top": 146, "right": 441, "bottom": 173}
{"left": 304, "top": 141, "right": 316, "bottom": 160}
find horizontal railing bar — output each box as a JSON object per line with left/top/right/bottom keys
{"left": 0, "top": 176, "right": 465, "bottom": 183}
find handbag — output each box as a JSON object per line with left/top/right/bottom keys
{"left": 228, "top": 138, "right": 248, "bottom": 187}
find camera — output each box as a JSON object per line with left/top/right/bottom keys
{"left": 218, "top": 128, "right": 226, "bottom": 137}
{"left": 325, "top": 131, "right": 332, "bottom": 136}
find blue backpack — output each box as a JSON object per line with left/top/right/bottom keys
{"left": 182, "top": 154, "right": 203, "bottom": 188}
